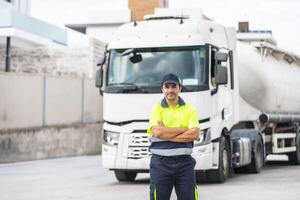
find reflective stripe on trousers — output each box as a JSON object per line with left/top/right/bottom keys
{"left": 151, "top": 185, "right": 198, "bottom": 200}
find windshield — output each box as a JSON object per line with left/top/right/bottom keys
{"left": 106, "top": 46, "right": 208, "bottom": 93}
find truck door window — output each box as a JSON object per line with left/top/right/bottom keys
{"left": 210, "top": 47, "right": 218, "bottom": 89}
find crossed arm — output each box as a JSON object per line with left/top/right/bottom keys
{"left": 151, "top": 122, "right": 200, "bottom": 142}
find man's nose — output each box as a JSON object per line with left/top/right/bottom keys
{"left": 167, "top": 88, "right": 175, "bottom": 93}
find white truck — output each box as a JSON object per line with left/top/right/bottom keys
{"left": 95, "top": 9, "right": 300, "bottom": 183}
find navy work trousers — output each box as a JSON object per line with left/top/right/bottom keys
{"left": 150, "top": 154, "right": 198, "bottom": 200}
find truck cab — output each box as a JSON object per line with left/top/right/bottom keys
{"left": 96, "top": 9, "right": 300, "bottom": 183}
{"left": 96, "top": 12, "right": 239, "bottom": 182}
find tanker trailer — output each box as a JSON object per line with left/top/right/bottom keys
{"left": 230, "top": 35, "right": 300, "bottom": 175}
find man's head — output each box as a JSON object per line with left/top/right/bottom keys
{"left": 161, "top": 73, "right": 182, "bottom": 101}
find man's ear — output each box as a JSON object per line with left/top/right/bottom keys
{"left": 179, "top": 85, "right": 182, "bottom": 92}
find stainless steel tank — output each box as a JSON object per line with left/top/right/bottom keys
{"left": 237, "top": 41, "right": 300, "bottom": 114}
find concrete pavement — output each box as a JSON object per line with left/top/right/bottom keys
{"left": 0, "top": 155, "right": 300, "bottom": 200}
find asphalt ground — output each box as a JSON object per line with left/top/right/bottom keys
{"left": 0, "top": 155, "right": 299, "bottom": 200}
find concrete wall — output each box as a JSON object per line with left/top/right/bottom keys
{"left": 0, "top": 34, "right": 105, "bottom": 163}
{"left": 0, "top": 38, "right": 105, "bottom": 77}
{"left": 0, "top": 74, "right": 43, "bottom": 128}
{"left": 84, "top": 79, "right": 102, "bottom": 123}
{"left": 0, "top": 73, "right": 103, "bottom": 163}
{"left": 0, "top": 73, "right": 102, "bottom": 129}
{"left": 46, "top": 76, "right": 82, "bottom": 124}
{"left": 0, "top": 123, "right": 103, "bottom": 163}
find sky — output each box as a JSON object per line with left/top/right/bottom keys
{"left": 169, "top": 0, "right": 300, "bottom": 55}
{"left": 29, "top": 0, "right": 300, "bottom": 55}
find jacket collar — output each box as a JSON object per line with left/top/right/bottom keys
{"left": 161, "top": 96, "right": 185, "bottom": 108}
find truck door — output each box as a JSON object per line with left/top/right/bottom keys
{"left": 210, "top": 46, "right": 233, "bottom": 127}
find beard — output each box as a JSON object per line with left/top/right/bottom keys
{"left": 166, "top": 93, "right": 177, "bottom": 101}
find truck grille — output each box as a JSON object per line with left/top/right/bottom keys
{"left": 128, "top": 132, "right": 151, "bottom": 158}
{"left": 129, "top": 133, "right": 151, "bottom": 146}
{"left": 128, "top": 147, "right": 152, "bottom": 158}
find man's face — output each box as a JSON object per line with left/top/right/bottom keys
{"left": 161, "top": 83, "right": 181, "bottom": 101}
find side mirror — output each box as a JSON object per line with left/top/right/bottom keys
{"left": 95, "top": 68, "right": 103, "bottom": 88}
{"left": 97, "top": 53, "right": 106, "bottom": 66}
{"left": 215, "top": 52, "right": 228, "bottom": 62}
{"left": 215, "top": 65, "right": 228, "bottom": 85}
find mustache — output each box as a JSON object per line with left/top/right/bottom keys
{"left": 166, "top": 92, "right": 176, "bottom": 95}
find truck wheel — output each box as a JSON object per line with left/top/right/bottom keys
{"left": 247, "top": 137, "right": 264, "bottom": 173}
{"left": 288, "top": 131, "right": 300, "bottom": 165}
{"left": 114, "top": 170, "right": 137, "bottom": 182}
{"left": 206, "top": 136, "right": 230, "bottom": 183}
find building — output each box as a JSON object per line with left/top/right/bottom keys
{"left": 29, "top": 0, "right": 168, "bottom": 42}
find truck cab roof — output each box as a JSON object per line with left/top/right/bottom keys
{"left": 108, "top": 17, "right": 236, "bottom": 50}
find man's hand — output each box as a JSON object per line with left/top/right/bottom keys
{"left": 169, "top": 128, "right": 200, "bottom": 143}
{"left": 151, "top": 121, "right": 188, "bottom": 139}
{"left": 151, "top": 121, "right": 199, "bottom": 142}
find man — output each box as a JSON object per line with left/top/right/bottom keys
{"left": 147, "top": 73, "right": 200, "bottom": 200}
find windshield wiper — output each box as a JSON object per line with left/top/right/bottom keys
{"left": 108, "top": 83, "right": 148, "bottom": 93}
{"left": 181, "top": 85, "right": 193, "bottom": 92}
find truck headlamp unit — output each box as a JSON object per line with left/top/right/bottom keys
{"left": 103, "top": 130, "right": 119, "bottom": 146}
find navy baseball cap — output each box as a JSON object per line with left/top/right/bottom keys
{"left": 161, "top": 73, "right": 181, "bottom": 85}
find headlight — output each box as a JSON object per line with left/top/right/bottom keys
{"left": 194, "top": 129, "right": 211, "bottom": 146}
{"left": 103, "top": 130, "right": 119, "bottom": 146}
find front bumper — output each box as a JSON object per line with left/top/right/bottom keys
{"left": 102, "top": 143, "right": 214, "bottom": 170}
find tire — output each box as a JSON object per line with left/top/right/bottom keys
{"left": 246, "top": 137, "right": 264, "bottom": 173}
{"left": 288, "top": 131, "right": 300, "bottom": 165}
{"left": 206, "top": 136, "right": 230, "bottom": 183}
{"left": 114, "top": 170, "right": 137, "bottom": 182}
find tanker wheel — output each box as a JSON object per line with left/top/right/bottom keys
{"left": 247, "top": 137, "right": 264, "bottom": 173}
{"left": 206, "top": 136, "right": 230, "bottom": 183}
{"left": 114, "top": 170, "right": 137, "bottom": 182}
{"left": 288, "top": 131, "right": 300, "bottom": 165}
